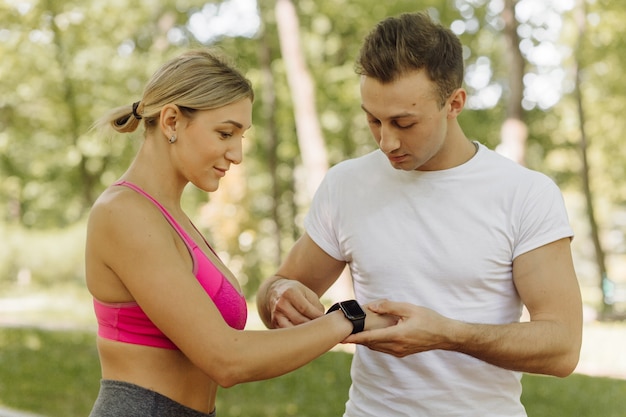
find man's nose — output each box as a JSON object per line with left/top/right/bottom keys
{"left": 379, "top": 126, "right": 401, "bottom": 153}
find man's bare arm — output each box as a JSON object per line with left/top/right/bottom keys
{"left": 347, "top": 238, "right": 583, "bottom": 377}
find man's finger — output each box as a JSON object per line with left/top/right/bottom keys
{"left": 273, "top": 314, "right": 295, "bottom": 328}
{"left": 367, "top": 300, "right": 410, "bottom": 317}
{"left": 273, "top": 299, "right": 319, "bottom": 326}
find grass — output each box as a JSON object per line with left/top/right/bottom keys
{"left": 1, "top": 327, "right": 625, "bottom": 417}
{"left": 521, "top": 373, "right": 626, "bottom": 417}
{"left": 0, "top": 327, "right": 100, "bottom": 416}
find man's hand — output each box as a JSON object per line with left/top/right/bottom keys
{"left": 360, "top": 301, "right": 400, "bottom": 333}
{"left": 345, "top": 300, "right": 453, "bottom": 357}
{"left": 257, "top": 234, "right": 347, "bottom": 328}
{"left": 266, "top": 277, "right": 326, "bottom": 328}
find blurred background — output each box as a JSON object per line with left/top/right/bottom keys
{"left": 1, "top": 0, "right": 625, "bottom": 415}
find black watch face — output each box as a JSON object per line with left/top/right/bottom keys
{"left": 342, "top": 300, "right": 365, "bottom": 319}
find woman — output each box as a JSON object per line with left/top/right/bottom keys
{"left": 86, "top": 49, "right": 391, "bottom": 417}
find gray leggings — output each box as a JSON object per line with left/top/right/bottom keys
{"left": 89, "top": 379, "right": 216, "bottom": 417}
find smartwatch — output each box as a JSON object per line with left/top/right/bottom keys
{"left": 326, "top": 299, "right": 366, "bottom": 334}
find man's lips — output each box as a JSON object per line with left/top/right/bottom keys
{"left": 388, "top": 154, "right": 408, "bottom": 163}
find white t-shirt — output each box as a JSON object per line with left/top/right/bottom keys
{"left": 304, "top": 143, "right": 574, "bottom": 417}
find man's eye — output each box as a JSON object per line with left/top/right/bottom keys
{"left": 367, "top": 119, "right": 381, "bottom": 126}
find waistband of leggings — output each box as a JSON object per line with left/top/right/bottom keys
{"left": 100, "top": 379, "right": 216, "bottom": 417}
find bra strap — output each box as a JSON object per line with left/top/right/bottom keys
{"left": 113, "top": 180, "right": 198, "bottom": 249}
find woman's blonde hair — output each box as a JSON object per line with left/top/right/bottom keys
{"left": 94, "top": 48, "right": 254, "bottom": 134}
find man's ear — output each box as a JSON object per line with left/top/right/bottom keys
{"left": 447, "top": 88, "right": 466, "bottom": 119}
{"left": 159, "top": 104, "right": 180, "bottom": 137}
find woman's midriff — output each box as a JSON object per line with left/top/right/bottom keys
{"left": 96, "top": 337, "right": 217, "bottom": 413}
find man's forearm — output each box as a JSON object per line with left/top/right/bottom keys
{"left": 451, "top": 319, "right": 581, "bottom": 377}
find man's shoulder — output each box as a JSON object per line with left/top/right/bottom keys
{"left": 329, "top": 149, "right": 383, "bottom": 172}
{"left": 475, "top": 144, "right": 560, "bottom": 194}
{"left": 478, "top": 143, "right": 549, "bottom": 175}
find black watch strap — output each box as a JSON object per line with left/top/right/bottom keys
{"left": 327, "top": 299, "right": 366, "bottom": 334}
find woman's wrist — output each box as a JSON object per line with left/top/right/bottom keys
{"left": 326, "top": 300, "right": 366, "bottom": 334}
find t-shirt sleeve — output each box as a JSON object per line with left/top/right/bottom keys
{"left": 303, "top": 172, "right": 345, "bottom": 261}
{"left": 513, "top": 174, "right": 574, "bottom": 259}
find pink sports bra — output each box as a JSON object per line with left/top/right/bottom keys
{"left": 93, "top": 181, "right": 247, "bottom": 350}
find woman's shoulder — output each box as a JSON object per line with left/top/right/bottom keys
{"left": 86, "top": 185, "right": 188, "bottom": 287}
{"left": 88, "top": 185, "right": 170, "bottom": 244}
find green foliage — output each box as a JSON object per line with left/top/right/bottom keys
{"left": 0, "top": 0, "right": 197, "bottom": 228}
{"left": 2, "top": 0, "right": 625, "bottom": 295}
{"left": 0, "top": 222, "right": 86, "bottom": 289}
{"left": 1, "top": 326, "right": 625, "bottom": 417}
{"left": 571, "top": 0, "right": 626, "bottom": 205}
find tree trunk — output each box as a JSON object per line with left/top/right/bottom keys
{"left": 274, "top": 0, "right": 353, "bottom": 301}
{"left": 274, "top": 0, "right": 328, "bottom": 198}
{"left": 573, "top": 0, "right": 610, "bottom": 316}
{"left": 496, "top": 0, "right": 528, "bottom": 166}
{"left": 258, "top": 32, "right": 283, "bottom": 267}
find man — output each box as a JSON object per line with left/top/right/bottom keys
{"left": 257, "top": 11, "right": 582, "bottom": 416}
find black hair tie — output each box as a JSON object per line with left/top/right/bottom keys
{"left": 132, "top": 101, "right": 143, "bottom": 120}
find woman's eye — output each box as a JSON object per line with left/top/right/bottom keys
{"left": 219, "top": 131, "right": 233, "bottom": 139}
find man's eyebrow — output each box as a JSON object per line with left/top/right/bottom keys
{"left": 360, "top": 105, "right": 417, "bottom": 119}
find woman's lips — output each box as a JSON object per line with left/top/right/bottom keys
{"left": 214, "top": 167, "right": 227, "bottom": 177}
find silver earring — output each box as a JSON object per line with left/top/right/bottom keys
{"left": 169, "top": 134, "right": 177, "bottom": 144}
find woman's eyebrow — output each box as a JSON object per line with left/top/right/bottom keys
{"left": 221, "top": 120, "right": 244, "bottom": 129}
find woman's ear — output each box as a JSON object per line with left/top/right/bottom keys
{"left": 159, "top": 104, "right": 180, "bottom": 137}
{"left": 447, "top": 88, "right": 466, "bottom": 119}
